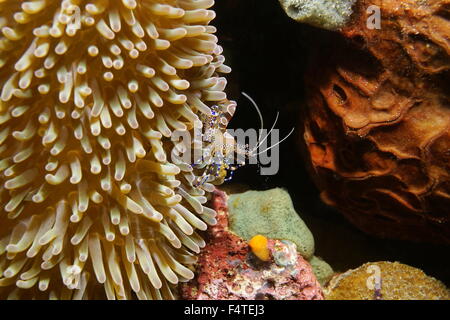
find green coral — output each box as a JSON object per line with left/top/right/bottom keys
{"left": 310, "top": 256, "right": 334, "bottom": 286}
{"left": 228, "top": 188, "right": 315, "bottom": 259}
{"left": 279, "top": 0, "right": 357, "bottom": 31}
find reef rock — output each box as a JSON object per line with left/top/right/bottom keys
{"left": 324, "top": 261, "right": 450, "bottom": 300}
{"left": 298, "top": 0, "right": 450, "bottom": 243}
{"left": 227, "top": 188, "right": 334, "bottom": 285}
{"left": 180, "top": 189, "right": 324, "bottom": 300}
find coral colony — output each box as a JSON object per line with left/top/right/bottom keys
{"left": 278, "top": 0, "right": 357, "bottom": 30}
{"left": 0, "top": 0, "right": 236, "bottom": 299}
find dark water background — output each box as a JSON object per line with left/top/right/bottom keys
{"left": 213, "top": 0, "right": 450, "bottom": 286}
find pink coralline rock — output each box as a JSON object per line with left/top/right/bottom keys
{"left": 180, "top": 189, "right": 324, "bottom": 300}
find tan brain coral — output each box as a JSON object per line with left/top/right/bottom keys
{"left": 324, "top": 262, "right": 450, "bottom": 300}
{"left": 0, "top": 0, "right": 236, "bottom": 299}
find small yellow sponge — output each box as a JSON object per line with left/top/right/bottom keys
{"left": 248, "top": 235, "right": 271, "bottom": 261}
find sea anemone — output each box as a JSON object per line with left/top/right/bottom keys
{"left": 0, "top": 0, "right": 236, "bottom": 299}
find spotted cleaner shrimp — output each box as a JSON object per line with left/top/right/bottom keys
{"left": 190, "top": 92, "right": 296, "bottom": 187}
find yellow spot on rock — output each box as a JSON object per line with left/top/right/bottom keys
{"left": 248, "top": 235, "right": 270, "bottom": 261}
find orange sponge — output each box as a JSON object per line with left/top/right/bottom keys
{"left": 248, "top": 235, "right": 271, "bottom": 261}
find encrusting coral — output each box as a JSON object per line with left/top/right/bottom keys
{"left": 309, "top": 256, "right": 334, "bottom": 286}
{"left": 0, "top": 0, "right": 236, "bottom": 299}
{"left": 228, "top": 188, "right": 315, "bottom": 259}
{"left": 278, "top": 0, "right": 357, "bottom": 31}
{"left": 324, "top": 262, "right": 450, "bottom": 300}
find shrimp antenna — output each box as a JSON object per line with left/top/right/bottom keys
{"left": 255, "top": 127, "right": 295, "bottom": 156}
{"left": 242, "top": 92, "right": 264, "bottom": 136}
{"left": 249, "top": 111, "right": 280, "bottom": 155}
{"left": 239, "top": 92, "right": 295, "bottom": 158}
